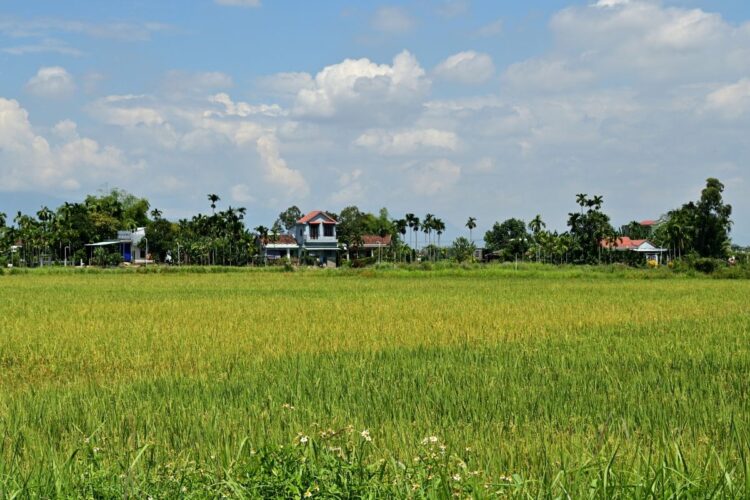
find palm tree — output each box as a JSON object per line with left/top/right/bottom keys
{"left": 434, "top": 218, "right": 445, "bottom": 260}
{"left": 528, "top": 215, "right": 545, "bottom": 235}
{"left": 422, "top": 214, "right": 433, "bottom": 259}
{"left": 591, "top": 195, "right": 604, "bottom": 210}
{"left": 465, "top": 217, "right": 476, "bottom": 244}
{"left": 576, "top": 193, "right": 587, "bottom": 214}
{"left": 207, "top": 194, "right": 220, "bottom": 214}
{"left": 393, "top": 218, "right": 407, "bottom": 262}
{"left": 254, "top": 225, "right": 269, "bottom": 262}
{"left": 0, "top": 211, "right": 6, "bottom": 254}
{"left": 150, "top": 208, "right": 163, "bottom": 220}
{"left": 528, "top": 215, "right": 546, "bottom": 262}
{"left": 411, "top": 216, "right": 420, "bottom": 256}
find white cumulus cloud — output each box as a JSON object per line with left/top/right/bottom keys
{"left": 434, "top": 51, "right": 495, "bottom": 85}
{"left": 293, "top": 50, "right": 429, "bottom": 124}
{"left": 355, "top": 128, "right": 458, "bottom": 155}
{"left": 705, "top": 79, "right": 750, "bottom": 119}
{"left": 0, "top": 98, "right": 137, "bottom": 191}
{"left": 208, "top": 93, "right": 285, "bottom": 117}
{"left": 25, "top": 66, "right": 75, "bottom": 98}
{"left": 256, "top": 135, "right": 309, "bottom": 197}
{"left": 408, "top": 159, "right": 461, "bottom": 196}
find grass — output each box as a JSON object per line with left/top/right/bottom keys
{"left": 0, "top": 267, "right": 749, "bottom": 497}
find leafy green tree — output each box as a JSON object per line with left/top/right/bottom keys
{"left": 693, "top": 178, "right": 732, "bottom": 258}
{"left": 451, "top": 236, "right": 476, "bottom": 263}
{"left": 145, "top": 218, "right": 177, "bottom": 262}
{"left": 484, "top": 218, "right": 530, "bottom": 260}
{"left": 278, "top": 206, "right": 302, "bottom": 231}
{"left": 336, "top": 206, "right": 365, "bottom": 258}
{"left": 567, "top": 194, "right": 614, "bottom": 263}
{"left": 623, "top": 220, "right": 652, "bottom": 240}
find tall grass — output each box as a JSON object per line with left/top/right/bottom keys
{"left": 0, "top": 270, "right": 748, "bottom": 496}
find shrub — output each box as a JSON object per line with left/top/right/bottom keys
{"left": 352, "top": 257, "right": 377, "bottom": 268}
{"left": 693, "top": 257, "right": 724, "bottom": 274}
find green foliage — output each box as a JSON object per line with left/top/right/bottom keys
{"left": 567, "top": 194, "right": 615, "bottom": 263}
{"left": 691, "top": 256, "right": 725, "bottom": 274}
{"left": 450, "top": 236, "right": 476, "bottom": 263}
{"left": 656, "top": 178, "right": 733, "bottom": 259}
{"left": 145, "top": 218, "right": 177, "bottom": 262}
{"left": 277, "top": 205, "right": 302, "bottom": 231}
{"left": 623, "top": 220, "right": 653, "bottom": 239}
{"left": 484, "top": 218, "right": 530, "bottom": 260}
{"left": 91, "top": 246, "right": 122, "bottom": 267}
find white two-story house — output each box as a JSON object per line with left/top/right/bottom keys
{"left": 294, "top": 210, "right": 340, "bottom": 266}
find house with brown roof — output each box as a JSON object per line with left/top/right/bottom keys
{"left": 356, "top": 234, "right": 392, "bottom": 259}
{"left": 259, "top": 234, "right": 299, "bottom": 260}
{"left": 600, "top": 237, "right": 667, "bottom": 264}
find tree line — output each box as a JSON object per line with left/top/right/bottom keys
{"left": 0, "top": 178, "right": 737, "bottom": 267}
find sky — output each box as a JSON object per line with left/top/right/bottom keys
{"left": 1, "top": 0, "right": 749, "bottom": 244}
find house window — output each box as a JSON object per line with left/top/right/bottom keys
{"left": 310, "top": 224, "right": 319, "bottom": 239}
{"left": 324, "top": 224, "right": 334, "bottom": 237}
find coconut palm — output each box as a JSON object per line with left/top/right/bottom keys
{"left": 466, "top": 217, "right": 476, "bottom": 244}
{"left": 150, "top": 208, "right": 163, "bottom": 220}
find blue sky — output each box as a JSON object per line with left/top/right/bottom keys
{"left": 1, "top": 0, "right": 749, "bottom": 243}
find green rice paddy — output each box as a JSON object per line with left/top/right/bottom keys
{"left": 1, "top": 267, "right": 748, "bottom": 497}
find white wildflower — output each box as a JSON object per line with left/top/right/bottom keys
{"left": 421, "top": 436, "right": 439, "bottom": 445}
{"left": 360, "top": 429, "right": 372, "bottom": 442}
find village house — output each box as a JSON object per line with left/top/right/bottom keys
{"left": 259, "top": 234, "right": 299, "bottom": 260}
{"left": 600, "top": 236, "right": 667, "bottom": 264}
{"left": 356, "top": 234, "right": 391, "bottom": 259}
{"left": 86, "top": 228, "right": 150, "bottom": 264}
{"left": 293, "top": 210, "right": 340, "bottom": 266}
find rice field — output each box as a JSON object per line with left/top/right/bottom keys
{"left": 1, "top": 267, "right": 749, "bottom": 497}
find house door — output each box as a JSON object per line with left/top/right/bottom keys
{"left": 123, "top": 243, "right": 132, "bottom": 262}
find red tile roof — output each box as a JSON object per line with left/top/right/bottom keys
{"left": 297, "top": 210, "right": 338, "bottom": 224}
{"left": 261, "top": 234, "right": 298, "bottom": 246}
{"left": 361, "top": 234, "right": 392, "bottom": 247}
{"left": 639, "top": 219, "right": 657, "bottom": 226}
{"left": 600, "top": 237, "right": 647, "bottom": 250}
